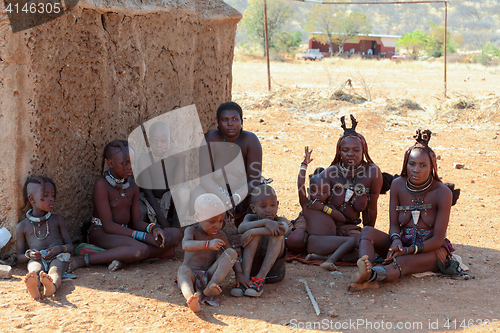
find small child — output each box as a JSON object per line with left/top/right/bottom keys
{"left": 232, "top": 184, "right": 289, "bottom": 297}
{"left": 177, "top": 194, "right": 240, "bottom": 312}
{"left": 297, "top": 146, "right": 357, "bottom": 271}
{"left": 16, "top": 176, "right": 74, "bottom": 299}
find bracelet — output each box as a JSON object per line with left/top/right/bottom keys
{"left": 25, "top": 249, "right": 34, "bottom": 259}
{"left": 205, "top": 240, "right": 209, "bottom": 250}
{"left": 132, "top": 230, "right": 147, "bottom": 242}
{"left": 301, "top": 162, "right": 308, "bottom": 167}
{"left": 405, "top": 247, "right": 408, "bottom": 255}
{"left": 146, "top": 223, "right": 156, "bottom": 233}
{"left": 300, "top": 166, "right": 307, "bottom": 171}
{"left": 234, "top": 193, "right": 242, "bottom": 205}
{"left": 390, "top": 232, "right": 400, "bottom": 241}
{"left": 411, "top": 244, "right": 417, "bottom": 254}
{"left": 152, "top": 224, "right": 162, "bottom": 231}
{"left": 322, "top": 205, "right": 332, "bottom": 215}
{"left": 60, "top": 245, "right": 67, "bottom": 253}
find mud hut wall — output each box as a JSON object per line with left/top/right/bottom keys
{"left": 0, "top": 3, "right": 241, "bottom": 253}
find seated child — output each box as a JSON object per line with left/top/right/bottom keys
{"left": 232, "top": 184, "right": 289, "bottom": 297}
{"left": 16, "top": 176, "right": 74, "bottom": 299}
{"left": 70, "top": 140, "right": 182, "bottom": 271}
{"left": 177, "top": 194, "right": 239, "bottom": 312}
{"left": 136, "top": 122, "right": 190, "bottom": 228}
{"left": 296, "top": 146, "right": 357, "bottom": 271}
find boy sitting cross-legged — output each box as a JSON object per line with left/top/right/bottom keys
{"left": 231, "top": 184, "right": 289, "bottom": 297}
{"left": 177, "top": 194, "right": 240, "bottom": 312}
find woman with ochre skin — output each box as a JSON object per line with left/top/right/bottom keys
{"left": 190, "top": 102, "right": 262, "bottom": 227}
{"left": 286, "top": 115, "right": 383, "bottom": 256}
{"left": 348, "top": 129, "right": 454, "bottom": 291}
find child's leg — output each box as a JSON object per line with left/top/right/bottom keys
{"left": 40, "top": 259, "right": 68, "bottom": 297}
{"left": 241, "top": 235, "right": 262, "bottom": 278}
{"left": 177, "top": 265, "right": 200, "bottom": 312}
{"left": 320, "top": 236, "right": 357, "bottom": 271}
{"left": 205, "top": 248, "right": 238, "bottom": 297}
{"left": 254, "top": 235, "right": 284, "bottom": 280}
{"left": 24, "top": 261, "right": 43, "bottom": 299}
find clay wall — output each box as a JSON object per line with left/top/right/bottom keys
{"left": 0, "top": 0, "right": 241, "bottom": 254}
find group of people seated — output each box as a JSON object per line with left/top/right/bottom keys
{"left": 16, "top": 102, "right": 460, "bottom": 313}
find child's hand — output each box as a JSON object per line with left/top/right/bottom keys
{"left": 302, "top": 146, "right": 314, "bottom": 165}
{"left": 241, "top": 230, "right": 254, "bottom": 248}
{"left": 42, "top": 247, "right": 62, "bottom": 260}
{"left": 265, "top": 220, "right": 282, "bottom": 236}
{"left": 153, "top": 228, "right": 170, "bottom": 248}
{"left": 28, "top": 250, "right": 42, "bottom": 261}
{"left": 236, "top": 273, "right": 252, "bottom": 289}
{"left": 208, "top": 239, "right": 225, "bottom": 250}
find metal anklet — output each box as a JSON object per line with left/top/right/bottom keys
{"left": 83, "top": 254, "right": 90, "bottom": 267}
{"left": 393, "top": 258, "right": 402, "bottom": 278}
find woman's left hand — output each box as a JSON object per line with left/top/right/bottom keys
{"left": 153, "top": 228, "right": 170, "bottom": 248}
{"left": 307, "top": 200, "right": 324, "bottom": 211}
{"left": 384, "top": 240, "right": 404, "bottom": 264}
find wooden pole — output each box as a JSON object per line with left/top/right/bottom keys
{"left": 264, "top": 0, "right": 271, "bottom": 91}
{"left": 444, "top": 1, "right": 447, "bottom": 97}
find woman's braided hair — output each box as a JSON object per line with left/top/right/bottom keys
{"left": 331, "top": 115, "right": 374, "bottom": 165}
{"left": 401, "top": 129, "right": 441, "bottom": 183}
{"left": 101, "top": 140, "right": 129, "bottom": 174}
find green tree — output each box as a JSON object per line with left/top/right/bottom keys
{"left": 305, "top": 5, "right": 341, "bottom": 57}
{"left": 240, "top": 0, "right": 295, "bottom": 56}
{"left": 424, "top": 21, "right": 463, "bottom": 57}
{"left": 307, "top": 8, "right": 371, "bottom": 56}
{"left": 274, "top": 30, "right": 302, "bottom": 57}
{"left": 397, "top": 30, "right": 430, "bottom": 59}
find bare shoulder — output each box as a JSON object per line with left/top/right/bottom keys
{"left": 365, "top": 162, "right": 381, "bottom": 174}
{"left": 241, "top": 130, "right": 260, "bottom": 143}
{"left": 435, "top": 181, "right": 452, "bottom": 197}
{"left": 127, "top": 178, "right": 140, "bottom": 191}
{"left": 184, "top": 225, "right": 197, "bottom": 237}
{"left": 16, "top": 218, "right": 30, "bottom": 231}
{"left": 50, "top": 214, "right": 66, "bottom": 224}
{"left": 205, "top": 129, "right": 221, "bottom": 143}
{"left": 94, "top": 176, "right": 108, "bottom": 189}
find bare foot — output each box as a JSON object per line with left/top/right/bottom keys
{"left": 320, "top": 261, "right": 338, "bottom": 271}
{"left": 40, "top": 272, "right": 57, "bottom": 297}
{"left": 108, "top": 260, "right": 123, "bottom": 271}
{"left": 24, "top": 271, "right": 41, "bottom": 299}
{"left": 347, "top": 281, "right": 379, "bottom": 292}
{"left": 305, "top": 253, "right": 328, "bottom": 261}
{"left": 203, "top": 282, "right": 222, "bottom": 297}
{"left": 67, "top": 256, "right": 85, "bottom": 272}
{"left": 350, "top": 255, "right": 372, "bottom": 283}
{"left": 187, "top": 293, "right": 201, "bottom": 312}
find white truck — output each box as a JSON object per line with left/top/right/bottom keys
{"left": 299, "top": 49, "right": 324, "bottom": 61}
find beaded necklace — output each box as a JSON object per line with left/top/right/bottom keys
{"left": 26, "top": 209, "right": 51, "bottom": 240}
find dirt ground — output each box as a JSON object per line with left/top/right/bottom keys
{"left": 1, "top": 58, "right": 500, "bottom": 332}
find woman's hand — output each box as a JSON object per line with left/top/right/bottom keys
{"left": 307, "top": 200, "right": 324, "bottom": 211}
{"left": 303, "top": 146, "right": 314, "bottom": 165}
{"left": 152, "top": 228, "right": 170, "bottom": 248}
{"left": 384, "top": 239, "right": 404, "bottom": 264}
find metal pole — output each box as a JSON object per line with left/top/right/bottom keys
{"left": 444, "top": 1, "right": 447, "bottom": 97}
{"left": 264, "top": 0, "right": 271, "bottom": 91}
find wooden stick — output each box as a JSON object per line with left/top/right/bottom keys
{"left": 299, "top": 279, "right": 320, "bottom": 315}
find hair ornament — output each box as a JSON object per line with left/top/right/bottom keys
{"left": 340, "top": 114, "right": 358, "bottom": 136}
{"left": 413, "top": 128, "right": 432, "bottom": 147}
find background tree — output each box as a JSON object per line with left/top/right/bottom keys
{"left": 239, "top": 0, "right": 295, "bottom": 56}
{"left": 335, "top": 12, "right": 372, "bottom": 54}
{"left": 274, "top": 30, "right": 302, "bottom": 57}
{"left": 305, "top": 5, "right": 341, "bottom": 57}
{"left": 424, "top": 21, "right": 463, "bottom": 57}
{"left": 397, "top": 30, "right": 430, "bottom": 59}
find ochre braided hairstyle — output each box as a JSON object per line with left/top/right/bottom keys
{"left": 101, "top": 140, "right": 130, "bottom": 174}
{"left": 331, "top": 114, "right": 374, "bottom": 165}
{"left": 400, "top": 129, "right": 441, "bottom": 183}
{"left": 22, "top": 176, "right": 57, "bottom": 211}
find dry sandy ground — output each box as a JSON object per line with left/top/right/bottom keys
{"left": 1, "top": 58, "right": 500, "bottom": 332}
